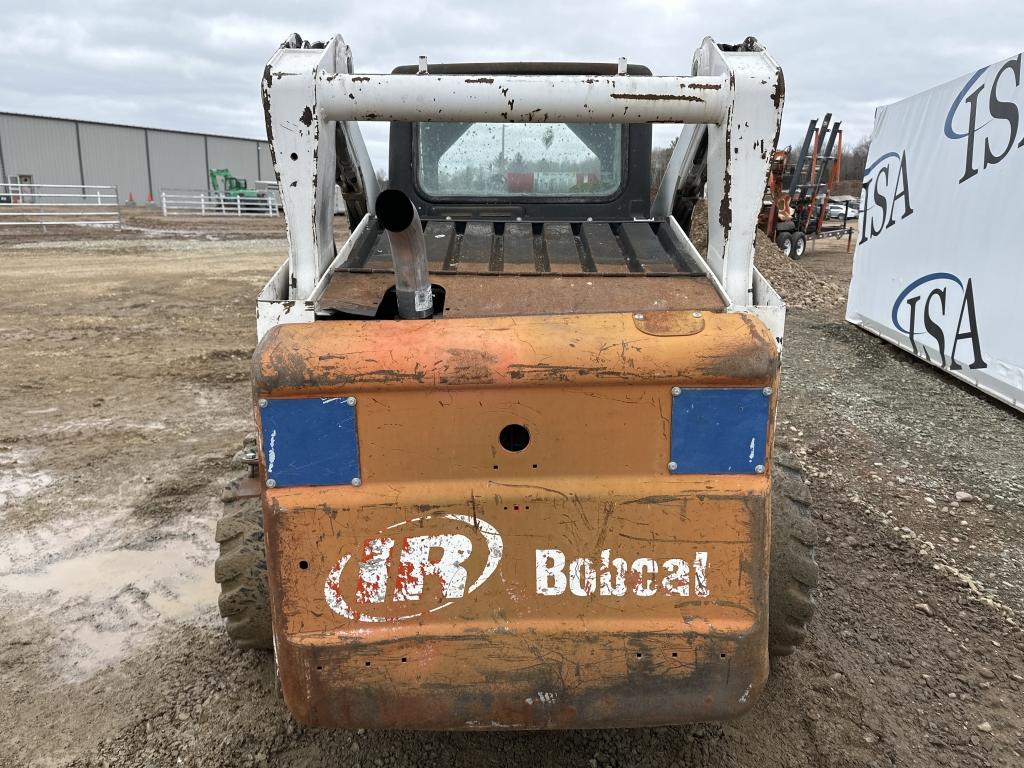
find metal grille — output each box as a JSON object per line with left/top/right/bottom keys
{"left": 341, "top": 220, "right": 703, "bottom": 275}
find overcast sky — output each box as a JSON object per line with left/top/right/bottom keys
{"left": 4, "top": 1, "right": 1022, "bottom": 169}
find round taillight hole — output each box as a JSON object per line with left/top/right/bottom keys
{"left": 499, "top": 424, "right": 530, "bottom": 452}
{"left": 298, "top": 560, "right": 309, "bottom": 570}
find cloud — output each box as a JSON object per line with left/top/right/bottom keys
{"left": 2, "top": 0, "right": 1021, "bottom": 168}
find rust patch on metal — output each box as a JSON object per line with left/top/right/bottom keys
{"left": 351, "top": 75, "right": 371, "bottom": 83}
{"left": 438, "top": 348, "right": 500, "bottom": 385}
{"left": 254, "top": 311, "right": 776, "bottom": 394}
{"left": 718, "top": 127, "right": 733, "bottom": 234}
{"left": 685, "top": 82, "right": 722, "bottom": 91}
{"left": 299, "top": 106, "right": 313, "bottom": 127}
{"left": 771, "top": 69, "right": 785, "bottom": 109}
{"left": 261, "top": 64, "right": 277, "bottom": 155}
{"left": 464, "top": 77, "right": 495, "bottom": 84}
{"left": 609, "top": 93, "right": 703, "bottom": 103}
{"left": 506, "top": 363, "right": 611, "bottom": 382}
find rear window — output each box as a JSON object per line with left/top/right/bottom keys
{"left": 416, "top": 122, "right": 623, "bottom": 199}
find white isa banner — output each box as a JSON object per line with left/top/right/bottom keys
{"left": 846, "top": 53, "right": 1024, "bottom": 412}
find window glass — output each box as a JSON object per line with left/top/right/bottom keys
{"left": 417, "top": 122, "right": 623, "bottom": 198}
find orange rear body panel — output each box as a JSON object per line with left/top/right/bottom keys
{"left": 254, "top": 310, "right": 779, "bottom": 729}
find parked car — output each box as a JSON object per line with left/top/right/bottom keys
{"left": 827, "top": 201, "right": 857, "bottom": 219}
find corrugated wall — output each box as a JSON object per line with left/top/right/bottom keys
{"left": 79, "top": 123, "right": 149, "bottom": 202}
{"left": 257, "top": 141, "right": 275, "bottom": 182}
{"left": 0, "top": 113, "right": 272, "bottom": 201}
{"left": 207, "top": 136, "right": 259, "bottom": 187}
{"left": 146, "top": 130, "right": 208, "bottom": 193}
{"left": 0, "top": 114, "right": 81, "bottom": 185}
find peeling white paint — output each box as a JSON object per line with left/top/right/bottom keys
{"left": 694, "top": 551, "right": 709, "bottom": 597}
{"left": 267, "top": 430, "right": 276, "bottom": 474}
{"left": 449, "top": 515, "right": 503, "bottom": 594}
{"left": 599, "top": 549, "right": 628, "bottom": 597}
{"left": 661, "top": 558, "right": 691, "bottom": 596}
{"left": 526, "top": 691, "right": 557, "bottom": 707}
{"left": 632, "top": 558, "right": 659, "bottom": 597}
{"left": 326, "top": 518, "right": 714, "bottom": 622}
{"left": 356, "top": 537, "right": 393, "bottom": 604}
{"left": 748, "top": 437, "right": 756, "bottom": 461}
{"left": 568, "top": 556, "right": 597, "bottom": 597}
{"left": 393, "top": 534, "right": 472, "bottom": 602}
{"left": 324, "top": 514, "right": 503, "bottom": 622}
{"left": 537, "top": 548, "right": 710, "bottom": 598}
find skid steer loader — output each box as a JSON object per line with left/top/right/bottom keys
{"left": 215, "top": 32, "right": 817, "bottom": 730}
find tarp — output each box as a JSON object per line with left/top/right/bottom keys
{"left": 846, "top": 53, "right": 1024, "bottom": 412}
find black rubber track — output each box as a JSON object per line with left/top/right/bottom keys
{"left": 768, "top": 451, "right": 819, "bottom": 656}
{"left": 214, "top": 481, "right": 273, "bottom": 650}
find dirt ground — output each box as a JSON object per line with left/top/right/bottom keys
{"left": 0, "top": 210, "right": 1021, "bottom": 767}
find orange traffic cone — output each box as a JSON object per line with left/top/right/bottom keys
{"left": 146, "top": 192, "right": 154, "bottom": 205}
{"left": 127, "top": 192, "right": 135, "bottom": 205}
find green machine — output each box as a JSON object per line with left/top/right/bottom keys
{"left": 208, "top": 168, "right": 263, "bottom": 198}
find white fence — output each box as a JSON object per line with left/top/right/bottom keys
{"left": 161, "top": 190, "right": 280, "bottom": 217}
{"left": 0, "top": 183, "right": 121, "bottom": 230}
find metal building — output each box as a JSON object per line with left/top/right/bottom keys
{"left": 0, "top": 111, "right": 274, "bottom": 203}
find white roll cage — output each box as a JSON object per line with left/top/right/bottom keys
{"left": 258, "top": 35, "right": 786, "bottom": 344}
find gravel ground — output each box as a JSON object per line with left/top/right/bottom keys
{"left": 688, "top": 199, "right": 850, "bottom": 310}
{"left": 0, "top": 216, "right": 1021, "bottom": 767}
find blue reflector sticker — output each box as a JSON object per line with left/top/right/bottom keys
{"left": 259, "top": 397, "right": 360, "bottom": 488}
{"left": 670, "top": 388, "right": 769, "bottom": 474}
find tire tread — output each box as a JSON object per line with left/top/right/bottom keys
{"left": 769, "top": 452, "right": 819, "bottom": 657}
{"left": 214, "top": 493, "right": 273, "bottom": 650}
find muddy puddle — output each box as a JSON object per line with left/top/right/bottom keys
{"left": 0, "top": 448, "right": 54, "bottom": 512}
{"left": 3, "top": 535, "right": 219, "bottom": 679}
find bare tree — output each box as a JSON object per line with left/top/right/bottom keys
{"left": 650, "top": 136, "right": 678, "bottom": 194}
{"left": 840, "top": 136, "right": 870, "bottom": 181}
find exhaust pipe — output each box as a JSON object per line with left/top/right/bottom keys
{"left": 375, "top": 189, "right": 433, "bottom": 319}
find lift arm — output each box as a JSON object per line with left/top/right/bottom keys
{"left": 262, "top": 34, "right": 783, "bottom": 309}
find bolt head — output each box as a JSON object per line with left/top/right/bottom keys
{"left": 692, "top": 311, "right": 702, "bottom": 318}
{"left": 258, "top": 398, "right": 268, "bottom": 408}
{"left": 266, "top": 478, "right": 277, "bottom": 488}
{"left": 671, "top": 386, "right": 682, "bottom": 397}
{"left": 633, "top": 313, "right": 645, "bottom": 321}
{"left": 754, "top": 464, "right": 766, "bottom": 474}
{"left": 667, "top": 461, "right": 678, "bottom": 472}
{"left": 346, "top": 396, "right": 357, "bottom": 406}
{"left": 762, "top": 386, "right": 773, "bottom": 397}
{"left": 351, "top": 477, "right": 362, "bottom": 487}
